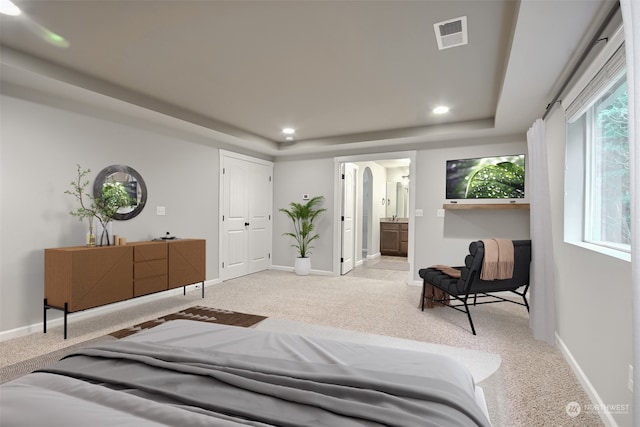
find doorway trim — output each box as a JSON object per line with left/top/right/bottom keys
{"left": 333, "top": 151, "right": 417, "bottom": 281}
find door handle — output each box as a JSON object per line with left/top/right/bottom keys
{"left": 244, "top": 222, "right": 250, "bottom": 227}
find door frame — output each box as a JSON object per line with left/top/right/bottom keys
{"left": 333, "top": 151, "right": 416, "bottom": 280}
{"left": 219, "top": 149, "right": 274, "bottom": 281}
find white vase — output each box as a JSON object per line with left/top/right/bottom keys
{"left": 294, "top": 257, "right": 311, "bottom": 276}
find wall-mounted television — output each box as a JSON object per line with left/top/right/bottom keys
{"left": 446, "top": 154, "right": 525, "bottom": 200}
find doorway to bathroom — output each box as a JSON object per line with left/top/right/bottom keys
{"left": 333, "top": 151, "right": 415, "bottom": 281}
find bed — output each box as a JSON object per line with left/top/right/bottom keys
{"left": 0, "top": 320, "right": 491, "bottom": 426}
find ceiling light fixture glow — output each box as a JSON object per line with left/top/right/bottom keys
{"left": 285, "top": 136, "right": 294, "bottom": 141}
{"left": 0, "top": 0, "right": 21, "bottom": 16}
{"left": 433, "top": 106, "right": 450, "bottom": 115}
{"left": 282, "top": 127, "right": 296, "bottom": 135}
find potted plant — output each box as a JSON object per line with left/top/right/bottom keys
{"left": 279, "top": 196, "right": 326, "bottom": 275}
{"left": 66, "top": 165, "right": 135, "bottom": 246}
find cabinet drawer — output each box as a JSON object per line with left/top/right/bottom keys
{"left": 134, "top": 259, "right": 168, "bottom": 279}
{"left": 380, "top": 222, "right": 400, "bottom": 230}
{"left": 134, "top": 243, "right": 168, "bottom": 261}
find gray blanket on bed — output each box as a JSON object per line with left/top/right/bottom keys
{"left": 24, "top": 340, "right": 489, "bottom": 426}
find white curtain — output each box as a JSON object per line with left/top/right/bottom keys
{"left": 620, "top": 1, "right": 640, "bottom": 423}
{"left": 526, "top": 119, "right": 556, "bottom": 345}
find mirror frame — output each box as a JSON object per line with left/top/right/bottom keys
{"left": 93, "top": 165, "right": 147, "bottom": 221}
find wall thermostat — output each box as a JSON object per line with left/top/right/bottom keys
{"left": 302, "top": 194, "right": 310, "bottom": 200}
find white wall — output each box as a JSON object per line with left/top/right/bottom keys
{"left": 272, "top": 158, "right": 335, "bottom": 273}
{"left": 546, "top": 105, "right": 633, "bottom": 427}
{"left": 0, "top": 91, "right": 221, "bottom": 334}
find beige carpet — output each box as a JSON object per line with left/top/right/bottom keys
{"left": 0, "top": 268, "right": 603, "bottom": 426}
{"left": 365, "top": 261, "right": 410, "bottom": 271}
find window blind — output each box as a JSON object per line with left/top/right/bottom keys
{"left": 565, "top": 44, "right": 626, "bottom": 123}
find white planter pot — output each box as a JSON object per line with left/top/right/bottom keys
{"left": 294, "top": 257, "right": 311, "bottom": 276}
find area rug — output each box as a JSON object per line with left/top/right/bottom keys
{"left": 109, "top": 306, "right": 267, "bottom": 338}
{"left": 0, "top": 307, "right": 266, "bottom": 384}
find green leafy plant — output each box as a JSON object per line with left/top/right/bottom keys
{"left": 66, "top": 164, "right": 135, "bottom": 245}
{"left": 465, "top": 162, "right": 525, "bottom": 199}
{"left": 279, "top": 196, "right": 327, "bottom": 258}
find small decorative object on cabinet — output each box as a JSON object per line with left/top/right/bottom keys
{"left": 44, "top": 239, "right": 206, "bottom": 339}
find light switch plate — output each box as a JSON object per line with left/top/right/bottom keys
{"left": 437, "top": 209, "right": 445, "bottom": 217}
{"left": 415, "top": 209, "right": 424, "bottom": 217}
{"left": 156, "top": 206, "right": 166, "bottom": 216}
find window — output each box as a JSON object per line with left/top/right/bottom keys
{"left": 565, "top": 44, "right": 630, "bottom": 256}
{"left": 585, "top": 75, "right": 630, "bottom": 250}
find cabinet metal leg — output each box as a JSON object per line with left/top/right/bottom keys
{"left": 43, "top": 298, "right": 48, "bottom": 334}
{"left": 63, "top": 303, "right": 68, "bottom": 340}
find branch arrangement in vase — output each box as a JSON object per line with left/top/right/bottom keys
{"left": 66, "top": 164, "right": 135, "bottom": 246}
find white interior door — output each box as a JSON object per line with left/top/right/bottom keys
{"left": 221, "top": 152, "right": 273, "bottom": 280}
{"left": 341, "top": 163, "right": 357, "bottom": 275}
{"left": 247, "top": 163, "right": 272, "bottom": 274}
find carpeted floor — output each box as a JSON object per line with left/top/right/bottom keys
{"left": 0, "top": 262, "right": 603, "bottom": 426}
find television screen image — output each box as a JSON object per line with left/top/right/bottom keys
{"left": 446, "top": 155, "right": 525, "bottom": 199}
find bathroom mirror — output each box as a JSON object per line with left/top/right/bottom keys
{"left": 385, "top": 181, "right": 409, "bottom": 218}
{"left": 93, "top": 165, "right": 147, "bottom": 220}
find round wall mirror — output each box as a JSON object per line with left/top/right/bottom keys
{"left": 93, "top": 165, "right": 147, "bottom": 220}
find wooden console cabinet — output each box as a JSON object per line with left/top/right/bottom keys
{"left": 44, "top": 239, "right": 206, "bottom": 338}
{"left": 380, "top": 221, "right": 408, "bottom": 256}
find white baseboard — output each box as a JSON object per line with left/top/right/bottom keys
{"left": 0, "top": 279, "right": 220, "bottom": 343}
{"left": 269, "top": 265, "right": 335, "bottom": 276}
{"left": 409, "top": 279, "right": 422, "bottom": 287}
{"left": 556, "top": 333, "right": 618, "bottom": 427}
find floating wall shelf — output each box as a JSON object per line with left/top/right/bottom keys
{"left": 442, "top": 203, "right": 530, "bottom": 210}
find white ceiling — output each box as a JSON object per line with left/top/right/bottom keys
{"left": 0, "top": 0, "right": 617, "bottom": 158}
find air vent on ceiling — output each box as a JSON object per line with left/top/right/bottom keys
{"left": 433, "top": 16, "right": 468, "bottom": 50}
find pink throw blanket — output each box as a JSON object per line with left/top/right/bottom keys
{"left": 480, "top": 239, "right": 514, "bottom": 280}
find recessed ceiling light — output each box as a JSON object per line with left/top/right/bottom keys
{"left": 433, "top": 106, "right": 450, "bottom": 115}
{"left": 282, "top": 128, "right": 296, "bottom": 135}
{"left": 285, "top": 136, "right": 294, "bottom": 141}
{"left": 0, "top": 0, "right": 21, "bottom": 16}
